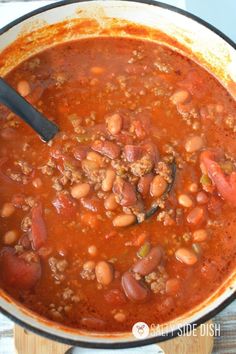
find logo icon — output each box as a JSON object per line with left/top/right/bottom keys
{"left": 132, "top": 322, "right": 150, "bottom": 339}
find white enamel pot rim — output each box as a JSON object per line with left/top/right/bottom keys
{"left": 0, "top": 0, "right": 236, "bottom": 349}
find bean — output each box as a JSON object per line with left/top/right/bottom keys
{"left": 102, "top": 169, "right": 116, "bottom": 192}
{"left": 187, "top": 207, "right": 205, "bottom": 225}
{"left": 114, "top": 312, "right": 126, "bottom": 322}
{"left": 178, "top": 194, "right": 193, "bottom": 208}
{"left": 3, "top": 230, "right": 18, "bottom": 245}
{"left": 170, "top": 89, "right": 190, "bottom": 105}
{"left": 1, "top": 202, "right": 15, "bottom": 218}
{"left": 106, "top": 113, "right": 122, "bottom": 135}
{"left": 81, "top": 159, "right": 99, "bottom": 174}
{"left": 71, "top": 183, "right": 90, "bottom": 199}
{"left": 88, "top": 245, "right": 97, "bottom": 256}
{"left": 113, "top": 177, "right": 137, "bottom": 207}
{"left": 121, "top": 271, "right": 149, "bottom": 302}
{"left": 17, "top": 80, "right": 31, "bottom": 97}
{"left": 196, "top": 191, "right": 209, "bottom": 204}
{"left": 92, "top": 140, "right": 120, "bottom": 159}
{"left": 90, "top": 66, "right": 104, "bottom": 75}
{"left": 81, "top": 317, "right": 106, "bottom": 330}
{"left": 166, "top": 278, "right": 181, "bottom": 295}
{"left": 83, "top": 260, "right": 96, "bottom": 271}
{"left": 185, "top": 136, "right": 204, "bottom": 153}
{"left": 95, "top": 261, "right": 113, "bottom": 285}
{"left": 87, "top": 151, "right": 103, "bottom": 166}
{"left": 32, "top": 177, "right": 42, "bottom": 189}
{"left": 189, "top": 183, "right": 198, "bottom": 193}
{"left": 175, "top": 248, "right": 198, "bottom": 265}
{"left": 132, "top": 246, "right": 162, "bottom": 276}
{"left": 104, "top": 193, "right": 118, "bottom": 211}
{"left": 113, "top": 214, "right": 136, "bottom": 227}
{"left": 192, "top": 229, "right": 208, "bottom": 242}
{"left": 124, "top": 145, "right": 143, "bottom": 162}
{"left": 138, "top": 173, "right": 154, "bottom": 197}
{"left": 150, "top": 175, "right": 167, "bottom": 198}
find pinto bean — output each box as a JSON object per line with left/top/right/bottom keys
{"left": 185, "top": 136, "right": 204, "bottom": 153}
{"left": 132, "top": 246, "right": 162, "bottom": 276}
{"left": 71, "top": 183, "right": 90, "bottom": 199}
{"left": 104, "top": 193, "right": 118, "bottom": 210}
{"left": 95, "top": 261, "right": 113, "bottom": 285}
{"left": 192, "top": 229, "right": 208, "bottom": 242}
{"left": 17, "top": 80, "right": 31, "bottom": 97}
{"left": 175, "top": 248, "right": 198, "bottom": 265}
{"left": 124, "top": 145, "right": 143, "bottom": 162}
{"left": 3, "top": 230, "right": 18, "bottom": 245}
{"left": 113, "top": 177, "right": 137, "bottom": 206}
{"left": 81, "top": 317, "right": 106, "bottom": 330}
{"left": 113, "top": 214, "right": 136, "bottom": 227}
{"left": 178, "top": 194, "right": 193, "bottom": 208}
{"left": 92, "top": 140, "right": 121, "bottom": 159}
{"left": 1, "top": 202, "right": 15, "bottom": 218}
{"left": 102, "top": 169, "right": 116, "bottom": 192}
{"left": 121, "top": 271, "right": 149, "bottom": 302}
{"left": 150, "top": 175, "right": 167, "bottom": 197}
{"left": 187, "top": 207, "right": 205, "bottom": 225}
{"left": 138, "top": 173, "right": 154, "bottom": 197}
{"left": 81, "top": 159, "right": 99, "bottom": 174}
{"left": 87, "top": 151, "right": 103, "bottom": 166}
{"left": 106, "top": 113, "right": 122, "bottom": 135}
{"left": 170, "top": 89, "right": 190, "bottom": 105}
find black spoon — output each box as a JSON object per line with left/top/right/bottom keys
{"left": 0, "top": 77, "right": 59, "bottom": 142}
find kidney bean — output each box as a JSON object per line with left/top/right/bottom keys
{"left": 17, "top": 80, "right": 31, "bottom": 97}
{"left": 92, "top": 140, "right": 121, "bottom": 159}
{"left": 170, "top": 89, "right": 190, "bottom": 105}
{"left": 132, "top": 246, "right": 162, "bottom": 276}
{"left": 143, "top": 142, "right": 159, "bottom": 166}
{"left": 113, "top": 177, "right": 137, "bottom": 207}
{"left": 113, "top": 214, "right": 136, "bottom": 227}
{"left": 175, "top": 247, "right": 198, "bottom": 265}
{"left": 192, "top": 229, "right": 208, "bottom": 242}
{"left": 1, "top": 202, "right": 15, "bottom": 218}
{"left": 74, "top": 146, "right": 88, "bottom": 161}
{"left": 104, "top": 193, "right": 118, "bottom": 210}
{"left": 121, "top": 271, "right": 149, "bottom": 302}
{"left": 102, "top": 169, "right": 116, "bottom": 192}
{"left": 106, "top": 113, "right": 122, "bottom": 135}
{"left": 81, "top": 317, "right": 106, "bottom": 330}
{"left": 178, "top": 194, "right": 193, "bottom": 208}
{"left": 138, "top": 173, "right": 154, "bottom": 197}
{"left": 150, "top": 175, "right": 168, "bottom": 198}
{"left": 71, "top": 183, "right": 90, "bottom": 199}
{"left": 80, "top": 196, "right": 100, "bottom": 212}
{"left": 185, "top": 136, "right": 204, "bottom": 153}
{"left": 124, "top": 145, "right": 143, "bottom": 162}
{"left": 165, "top": 278, "right": 181, "bottom": 295}
{"left": 95, "top": 261, "right": 113, "bottom": 285}
{"left": 187, "top": 206, "right": 205, "bottom": 225}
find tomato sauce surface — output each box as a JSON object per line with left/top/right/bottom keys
{"left": 0, "top": 37, "right": 236, "bottom": 332}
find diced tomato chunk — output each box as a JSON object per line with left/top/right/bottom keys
{"left": 30, "top": 203, "right": 47, "bottom": 250}
{"left": 200, "top": 150, "right": 236, "bottom": 206}
{"left": 0, "top": 247, "right": 41, "bottom": 290}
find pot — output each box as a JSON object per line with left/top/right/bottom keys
{"left": 0, "top": 0, "right": 236, "bottom": 350}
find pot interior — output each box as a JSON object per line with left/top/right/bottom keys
{"left": 0, "top": 0, "right": 235, "bottom": 347}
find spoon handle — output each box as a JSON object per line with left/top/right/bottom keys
{"left": 0, "top": 77, "right": 59, "bottom": 142}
